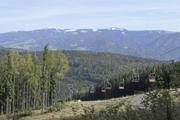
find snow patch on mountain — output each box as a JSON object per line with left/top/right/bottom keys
{"left": 64, "top": 29, "right": 76, "bottom": 32}
{"left": 92, "top": 29, "right": 98, "bottom": 32}
{"left": 110, "top": 27, "right": 126, "bottom": 31}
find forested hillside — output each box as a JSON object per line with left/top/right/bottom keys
{"left": 60, "top": 51, "right": 160, "bottom": 98}
{"left": 0, "top": 49, "right": 160, "bottom": 99}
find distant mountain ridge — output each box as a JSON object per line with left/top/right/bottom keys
{"left": 0, "top": 28, "right": 180, "bottom": 60}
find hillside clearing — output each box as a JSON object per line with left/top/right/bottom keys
{"left": 21, "top": 94, "right": 144, "bottom": 120}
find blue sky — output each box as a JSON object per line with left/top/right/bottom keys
{"left": 1, "top": 0, "right": 180, "bottom": 32}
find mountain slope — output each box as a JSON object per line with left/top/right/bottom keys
{"left": 0, "top": 28, "right": 180, "bottom": 60}
{"left": 59, "top": 50, "right": 160, "bottom": 99}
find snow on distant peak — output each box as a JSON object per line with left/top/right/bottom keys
{"left": 64, "top": 29, "right": 76, "bottom": 32}
{"left": 66, "top": 28, "right": 127, "bottom": 32}
{"left": 110, "top": 27, "right": 126, "bottom": 31}
{"left": 92, "top": 29, "right": 97, "bottom": 32}
{"left": 63, "top": 29, "right": 89, "bottom": 33}
{"left": 54, "top": 29, "right": 63, "bottom": 33}
{"left": 92, "top": 28, "right": 101, "bottom": 32}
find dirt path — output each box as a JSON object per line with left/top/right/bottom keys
{"left": 20, "top": 94, "right": 143, "bottom": 120}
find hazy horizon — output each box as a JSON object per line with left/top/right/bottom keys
{"left": 1, "top": 0, "right": 180, "bottom": 32}
{"left": 0, "top": 27, "right": 179, "bottom": 34}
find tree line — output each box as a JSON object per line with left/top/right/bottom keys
{"left": 0, "top": 45, "right": 69, "bottom": 114}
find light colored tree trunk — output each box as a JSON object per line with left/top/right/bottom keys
{"left": 6, "top": 97, "right": 9, "bottom": 115}
{"left": 42, "top": 92, "right": 45, "bottom": 112}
